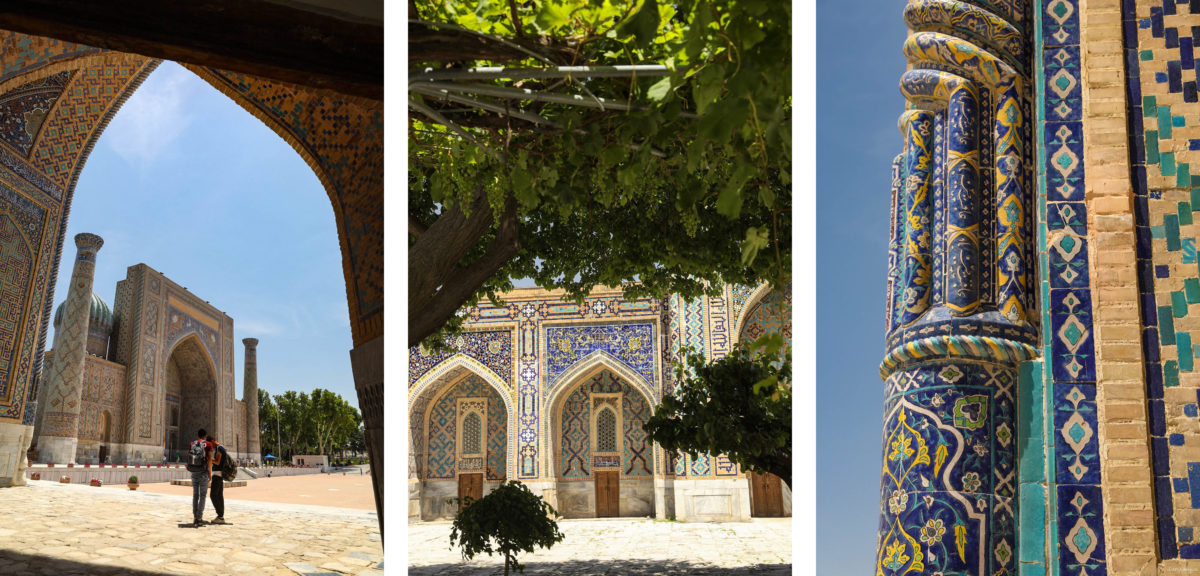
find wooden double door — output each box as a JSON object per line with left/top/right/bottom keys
{"left": 750, "top": 472, "right": 784, "bottom": 517}
{"left": 458, "top": 473, "right": 483, "bottom": 505}
{"left": 595, "top": 471, "right": 620, "bottom": 517}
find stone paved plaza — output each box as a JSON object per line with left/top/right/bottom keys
{"left": 408, "top": 517, "right": 792, "bottom": 575}
{"left": 0, "top": 480, "right": 381, "bottom": 575}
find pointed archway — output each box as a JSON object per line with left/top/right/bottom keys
{"left": 547, "top": 362, "right": 656, "bottom": 519}
{"left": 165, "top": 335, "right": 216, "bottom": 453}
{"left": 408, "top": 356, "right": 514, "bottom": 520}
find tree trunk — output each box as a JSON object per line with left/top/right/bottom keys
{"left": 409, "top": 189, "right": 520, "bottom": 347}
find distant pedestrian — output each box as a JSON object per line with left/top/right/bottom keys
{"left": 185, "top": 428, "right": 213, "bottom": 527}
{"left": 207, "top": 435, "right": 228, "bottom": 525}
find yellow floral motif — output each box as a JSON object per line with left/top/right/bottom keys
{"left": 876, "top": 519, "right": 925, "bottom": 576}
{"left": 882, "top": 539, "right": 910, "bottom": 571}
{"left": 955, "top": 522, "right": 967, "bottom": 562}
{"left": 890, "top": 429, "right": 915, "bottom": 463}
{"left": 933, "top": 443, "right": 947, "bottom": 478}
{"left": 882, "top": 409, "right": 932, "bottom": 497}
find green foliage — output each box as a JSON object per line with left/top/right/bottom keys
{"left": 449, "top": 481, "right": 565, "bottom": 576}
{"left": 643, "top": 332, "right": 791, "bottom": 487}
{"left": 411, "top": 0, "right": 791, "bottom": 347}
{"left": 259, "top": 388, "right": 361, "bottom": 460}
{"left": 128, "top": 475, "right": 138, "bottom": 483}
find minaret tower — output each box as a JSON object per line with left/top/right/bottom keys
{"left": 243, "top": 338, "right": 261, "bottom": 462}
{"left": 874, "top": 2, "right": 1035, "bottom": 574}
{"left": 37, "top": 233, "right": 103, "bottom": 464}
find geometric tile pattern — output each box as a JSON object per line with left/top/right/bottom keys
{"left": 408, "top": 330, "right": 512, "bottom": 388}
{"left": 0, "top": 71, "right": 69, "bottom": 157}
{"left": 738, "top": 288, "right": 792, "bottom": 350}
{"left": 557, "top": 370, "right": 650, "bottom": 479}
{"left": 428, "top": 291, "right": 664, "bottom": 480}
{"left": 1037, "top": 0, "right": 1107, "bottom": 572}
{"left": 409, "top": 283, "right": 789, "bottom": 486}
{"left": 1127, "top": 0, "right": 1200, "bottom": 559}
{"left": 422, "top": 374, "right": 507, "bottom": 481}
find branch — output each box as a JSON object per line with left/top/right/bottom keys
{"left": 409, "top": 214, "right": 427, "bottom": 239}
{"left": 507, "top": 0, "right": 525, "bottom": 38}
{"left": 408, "top": 190, "right": 521, "bottom": 347}
{"left": 409, "top": 19, "right": 572, "bottom": 64}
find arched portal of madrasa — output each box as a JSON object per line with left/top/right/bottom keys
{"left": 30, "top": 256, "right": 263, "bottom": 466}
{"left": 0, "top": 23, "right": 382, "bottom": 530}
{"left": 408, "top": 283, "right": 792, "bottom": 522}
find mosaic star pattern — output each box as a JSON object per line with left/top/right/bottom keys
{"left": 1125, "top": 0, "right": 1200, "bottom": 559}
{"left": 557, "top": 370, "right": 651, "bottom": 479}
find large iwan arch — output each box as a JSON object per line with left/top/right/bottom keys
{"left": 0, "top": 24, "right": 383, "bottom": 532}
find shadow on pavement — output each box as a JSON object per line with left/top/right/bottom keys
{"left": 0, "top": 550, "right": 171, "bottom": 575}
{"left": 409, "top": 559, "right": 792, "bottom": 575}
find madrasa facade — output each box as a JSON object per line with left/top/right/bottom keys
{"left": 27, "top": 233, "right": 262, "bottom": 466}
{"left": 873, "top": 0, "right": 1200, "bottom": 574}
{"left": 407, "top": 283, "right": 792, "bottom": 522}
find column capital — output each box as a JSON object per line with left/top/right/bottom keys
{"left": 242, "top": 338, "right": 259, "bottom": 349}
{"left": 74, "top": 233, "right": 103, "bottom": 253}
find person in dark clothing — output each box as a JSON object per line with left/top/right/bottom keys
{"left": 207, "top": 434, "right": 228, "bottom": 525}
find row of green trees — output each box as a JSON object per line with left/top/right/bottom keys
{"left": 257, "top": 388, "right": 364, "bottom": 461}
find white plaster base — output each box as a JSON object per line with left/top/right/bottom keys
{"left": 409, "top": 479, "right": 421, "bottom": 519}
{"left": 673, "top": 478, "right": 752, "bottom": 522}
{"left": 655, "top": 477, "right": 676, "bottom": 520}
{"left": 782, "top": 480, "right": 792, "bottom": 517}
{"left": 35, "top": 435, "right": 77, "bottom": 466}
{"left": 0, "top": 422, "right": 32, "bottom": 487}
{"left": 111, "top": 443, "right": 167, "bottom": 465}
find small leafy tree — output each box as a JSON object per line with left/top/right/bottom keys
{"left": 449, "top": 480, "right": 565, "bottom": 575}
{"left": 644, "top": 333, "right": 791, "bottom": 488}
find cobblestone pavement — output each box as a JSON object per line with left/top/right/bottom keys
{"left": 0, "top": 481, "right": 382, "bottom": 575}
{"left": 408, "top": 517, "right": 792, "bottom": 575}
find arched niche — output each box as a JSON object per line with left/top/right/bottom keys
{"left": 732, "top": 283, "right": 792, "bottom": 348}
{"left": 165, "top": 335, "right": 216, "bottom": 451}
{"left": 408, "top": 356, "right": 515, "bottom": 521}
{"left": 547, "top": 363, "right": 656, "bottom": 519}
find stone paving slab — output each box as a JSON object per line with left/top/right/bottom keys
{"left": 0, "top": 481, "right": 381, "bottom": 575}
{"left": 408, "top": 517, "right": 792, "bottom": 575}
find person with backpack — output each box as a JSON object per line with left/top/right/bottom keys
{"left": 186, "top": 428, "right": 213, "bottom": 527}
{"left": 207, "top": 434, "right": 237, "bottom": 525}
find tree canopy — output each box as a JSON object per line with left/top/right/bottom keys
{"left": 409, "top": 0, "right": 792, "bottom": 347}
{"left": 449, "top": 480, "right": 565, "bottom": 576}
{"left": 258, "top": 387, "right": 362, "bottom": 460}
{"left": 643, "top": 333, "right": 792, "bottom": 488}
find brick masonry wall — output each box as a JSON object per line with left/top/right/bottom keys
{"left": 1083, "top": 0, "right": 1159, "bottom": 573}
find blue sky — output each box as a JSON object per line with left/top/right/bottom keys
{"left": 49, "top": 61, "right": 358, "bottom": 410}
{"left": 816, "top": 0, "right": 906, "bottom": 571}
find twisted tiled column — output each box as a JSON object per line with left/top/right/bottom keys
{"left": 876, "top": 2, "right": 1035, "bottom": 574}
{"left": 36, "top": 233, "right": 103, "bottom": 464}
{"left": 243, "top": 338, "right": 261, "bottom": 461}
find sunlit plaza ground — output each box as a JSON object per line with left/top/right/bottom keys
{"left": 408, "top": 517, "right": 792, "bottom": 575}
{"left": 0, "top": 473, "right": 381, "bottom": 575}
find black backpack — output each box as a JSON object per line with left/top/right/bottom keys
{"left": 186, "top": 440, "right": 207, "bottom": 473}
{"left": 217, "top": 446, "right": 237, "bottom": 480}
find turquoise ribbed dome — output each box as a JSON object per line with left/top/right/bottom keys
{"left": 53, "top": 292, "right": 113, "bottom": 333}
